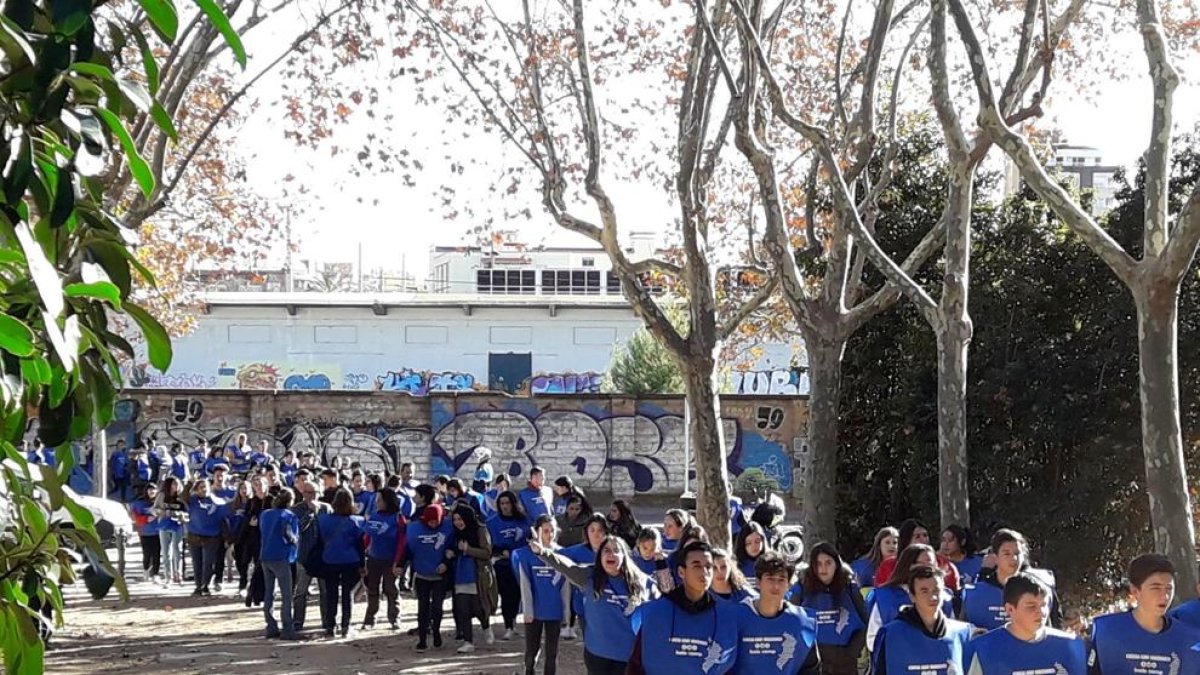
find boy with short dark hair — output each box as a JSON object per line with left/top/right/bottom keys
{"left": 871, "top": 565, "right": 972, "bottom": 675}
{"left": 733, "top": 551, "right": 820, "bottom": 674}
{"left": 967, "top": 572, "right": 1086, "bottom": 674}
{"left": 1088, "top": 554, "right": 1200, "bottom": 675}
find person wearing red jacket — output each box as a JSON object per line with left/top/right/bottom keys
{"left": 874, "top": 519, "right": 960, "bottom": 591}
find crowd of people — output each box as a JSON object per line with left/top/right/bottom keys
{"left": 109, "top": 435, "right": 1200, "bottom": 674}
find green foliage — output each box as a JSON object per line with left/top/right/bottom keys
{"left": 0, "top": 1, "right": 241, "bottom": 671}
{"left": 836, "top": 133, "right": 1200, "bottom": 614}
{"left": 734, "top": 467, "right": 780, "bottom": 494}
{"left": 604, "top": 326, "right": 684, "bottom": 395}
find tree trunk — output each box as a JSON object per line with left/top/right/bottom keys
{"left": 683, "top": 360, "right": 733, "bottom": 550}
{"left": 800, "top": 334, "right": 846, "bottom": 547}
{"left": 935, "top": 166, "right": 974, "bottom": 528}
{"left": 1134, "top": 280, "right": 1198, "bottom": 600}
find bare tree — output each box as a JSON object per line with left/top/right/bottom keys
{"left": 726, "top": 0, "right": 1082, "bottom": 537}
{"left": 949, "top": 0, "right": 1200, "bottom": 598}
{"left": 408, "top": 0, "right": 779, "bottom": 548}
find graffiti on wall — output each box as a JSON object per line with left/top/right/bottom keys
{"left": 731, "top": 368, "right": 809, "bottom": 396}
{"left": 375, "top": 369, "right": 482, "bottom": 395}
{"left": 125, "top": 364, "right": 217, "bottom": 389}
{"left": 430, "top": 399, "right": 793, "bottom": 493}
{"left": 517, "top": 371, "right": 604, "bottom": 395}
{"left": 216, "top": 362, "right": 340, "bottom": 390}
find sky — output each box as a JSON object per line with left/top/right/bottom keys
{"left": 222, "top": 5, "right": 1200, "bottom": 284}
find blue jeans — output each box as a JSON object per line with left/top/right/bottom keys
{"left": 262, "top": 560, "right": 295, "bottom": 638}
{"left": 158, "top": 528, "right": 184, "bottom": 581}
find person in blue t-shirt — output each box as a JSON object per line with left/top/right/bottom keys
{"left": 154, "top": 476, "right": 189, "bottom": 587}
{"left": 472, "top": 448, "right": 494, "bottom": 494}
{"left": 734, "top": 522, "right": 769, "bottom": 590}
{"left": 711, "top": 547, "right": 757, "bottom": 605}
{"left": 791, "top": 542, "right": 868, "bottom": 673}
{"left": 962, "top": 529, "right": 1063, "bottom": 631}
{"left": 531, "top": 532, "right": 657, "bottom": 675}
{"left": 661, "top": 509, "right": 692, "bottom": 554}
{"left": 519, "top": 467, "right": 556, "bottom": 525}
{"left": 186, "top": 478, "right": 226, "bottom": 596}
{"left": 734, "top": 550, "right": 820, "bottom": 675}
{"left": 626, "top": 540, "right": 738, "bottom": 675}
{"left": 871, "top": 565, "right": 972, "bottom": 675}
{"left": 259, "top": 488, "right": 300, "bottom": 641}
{"left": 482, "top": 473, "right": 511, "bottom": 520}
{"left": 248, "top": 440, "right": 273, "bottom": 471}
{"left": 517, "top": 515, "right": 571, "bottom": 675}
{"left": 405, "top": 485, "right": 454, "bottom": 651}
{"left": 941, "top": 524, "right": 984, "bottom": 585}
{"left": 447, "top": 478, "right": 486, "bottom": 520}
{"left": 632, "top": 528, "right": 669, "bottom": 581}
{"left": 1088, "top": 554, "right": 1200, "bottom": 675}
{"left": 488, "top": 489, "right": 530, "bottom": 640}
{"left": 966, "top": 572, "right": 1086, "bottom": 675}
{"left": 278, "top": 450, "right": 298, "bottom": 487}
{"left": 130, "top": 483, "right": 163, "bottom": 583}
{"left": 362, "top": 488, "right": 407, "bottom": 631}
{"left": 1168, "top": 564, "right": 1200, "bottom": 628}
{"left": 350, "top": 471, "right": 376, "bottom": 516}
{"left": 868, "top": 544, "right": 954, "bottom": 651}
{"left": 188, "top": 441, "right": 208, "bottom": 477}
{"left": 317, "top": 487, "right": 366, "bottom": 638}
{"left": 110, "top": 442, "right": 131, "bottom": 502}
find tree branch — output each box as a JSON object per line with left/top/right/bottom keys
{"left": 844, "top": 213, "right": 947, "bottom": 334}
{"left": 1138, "top": 0, "right": 1179, "bottom": 259}
{"left": 719, "top": 273, "right": 779, "bottom": 340}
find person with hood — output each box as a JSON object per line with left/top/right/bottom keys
{"left": 405, "top": 485, "right": 454, "bottom": 651}
{"left": 734, "top": 550, "right": 821, "bottom": 675}
{"left": 362, "top": 487, "right": 407, "bottom": 631}
{"left": 961, "top": 529, "right": 1062, "bottom": 631}
{"left": 519, "top": 466, "right": 555, "bottom": 524}
{"left": 446, "top": 505, "right": 498, "bottom": 653}
{"left": 530, "top": 533, "right": 657, "bottom": 675}
{"left": 870, "top": 565, "right": 971, "bottom": 675}
{"left": 515, "top": 514, "right": 571, "bottom": 675}
{"left": 259, "top": 488, "right": 300, "bottom": 641}
{"left": 488, "top": 489, "right": 530, "bottom": 640}
{"left": 792, "top": 542, "right": 868, "bottom": 674}
{"left": 291, "top": 479, "right": 331, "bottom": 633}
{"left": 625, "top": 540, "right": 738, "bottom": 675}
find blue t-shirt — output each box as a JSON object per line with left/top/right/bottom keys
{"left": 961, "top": 580, "right": 1008, "bottom": 631}
{"left": 1169, "top": 599, "right": 1200, "bottom": 628}
{"left": 637, "top": 594, "right": 738, "bottom": 674}
{"left": 473, "top": 463, "right": 494, "bottom": 484}
{"left": 968, "top": 626, "right": 1086, "bottom": 675}
{"left": 487, "top": 516, "right": 530, "bottom": 558}
{"left": 733, "top": 600, "right": 817, "bottom": 674}
{"left": 580, "top": 574, "right": 652, "bottom": 662}
{"left": 354, "top": 490, "right": 377, "bottom": 517}
{"left": 317, "top": 514, "right": 365, "bottom": 566}
{"left": 955, "top": 555, "right": 985, "bottom": 585}
{"left": 130, "top": 499, "right": 161, "bottom": 536}
{"left": 365, "top": 511, "right": 405, "bottom": 562}
{"left": 111, "top": 450, "right": 129, "bottom": 480}
{"left": 513, "top": 547, "right": 569, "bottom": 621}
{"left": 1090, "top": 610, "right": 1200, "bottom": 675}
{"left": 405, "top": 518, "right": 454, "bottom": 577}
{"left": 872, "top": 617, "right": 972, "bottom": 674}
{"left": 259, "top": 508, "right": 299, "bottom": 563}
{"left": 800, "top": 587, "right": 867, "bottom": 647}
{"left": 519, "top": 486, "right": 555, "bottom": 524}
{"left": 187, "top": 494, "right": 225, "bottom": 537}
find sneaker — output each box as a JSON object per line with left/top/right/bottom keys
{"left": 456, "top": 642, "right": 475, "bottom": 654}
{"left": 561, "top": 627, "right": 577, "bottom": 640}
{"left": 502, "top": 628, "right": 515, "bottom": 641}
{"left": 484, "top": 628, "right": 495, "bottom": 645}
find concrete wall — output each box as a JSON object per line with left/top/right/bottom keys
{"left": 109, "top": 390, "right": 809, "bottom": 496}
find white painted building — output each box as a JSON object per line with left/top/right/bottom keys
{"left": 128, "top": 293, "right": 642, "bottom": 394}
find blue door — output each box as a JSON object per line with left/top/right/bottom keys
{"left": 489, "top": 353, "right": 531, "bottom": 394}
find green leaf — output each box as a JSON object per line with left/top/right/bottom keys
{"left": 90, "top": 107, "right": 155, "bottom": 197}
{"left": 64, "top": 281, "right": 122, "bottom": 308}
{"left": 84, "top": 240, "right": 131, "bottom": 297}
{"left": 124, "top": 303, "right": 171, "bottom": 370}
{"left": 130, "top": 26, "right": 159, "bottom": 95}
{"left": 51, "top": 0, "right": 90, "bottom": 36}
{"left": 0, "top": 315, "right": 35, "bottom": 357}
{"left": 115, "top": 78, "right": 151, "bottom": 113}
{"left": 193, "top": 0, "right": 246, "bottom": 67}
{"left": 136, "top": 0, "right": 178, "bottom": 41}
{"left": 15, "top": 220, "right": 64, "bottom": 317}
{"left": 0, "top": 16, "right": 36, "bottom": 66}
{"left": 150, "top": 101, "right": 177, "bottom": 140}
{"left": 19, "top": 356, "right": 50, "bottom": 388}
{"left": 3, "top": 133, "right": 32, "bottom": 205}
{"left": 50, "top": 166, "right": 74, "bottom": 228}
{"left": 67, "top": 62, "right": 116, "bottom": 83}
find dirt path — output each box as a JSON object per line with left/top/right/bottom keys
{"left": 46, "top": 578, "right": 587, "bottom": 675}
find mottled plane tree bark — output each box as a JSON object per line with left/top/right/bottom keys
{"left": 949, "top": 0, "right": 1200, "bottom": 599}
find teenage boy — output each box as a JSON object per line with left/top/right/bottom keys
{"left": 967, "top": 572, "right": 1086, "bottom": 675}
{"left": 733, "top": 550, "right": 820, "bottom": 674}
{"left": 518, "top": 467, "right": 555, "bottom": 524}
{"left": 871, "top": 565, "right": 972, "bottom": 675}
{"left": 1088, "top": 554, "right": 1200, "bottom": 675}
{"left": 627, "top": 541, "right": 738, "bottom": 674}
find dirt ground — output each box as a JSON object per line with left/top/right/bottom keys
{"left": 46, "top": 574, "right": 588, "bottom": 675}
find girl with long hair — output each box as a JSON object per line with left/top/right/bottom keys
{"left": 317, "top": 487, "right": 366, "bottom": 638}
{"left": 711, "top": 547, "right": 756, "bottom": 604}
{"left": 227, "top": 480, "right": 252, "bottom": 595}
{"left": 661, "top": 509, "right": 691, "bottom": 553}
{"left": 866, "top": 543, "right": 952, "bottom": 651}
{"left": 560, "top": 514, "right": 609, "bottom": 640}
{"left": 851, "top": 526, "right": 898, "bottom": 588}
{"left": 362, "top": 487, "right": 406, "bottom": 630}
{"left": 514, "top": 515, "right": 571, "bottom": 675}
{"left": 551, "top": 476, "right": 584, "bottom": 517}
{"left": 153, "top": 476, "right": 187, "bottom": 587}
{"left": 734, "top": 522, "right": 771, "bottom": 589}
{"left": 131, "top": 483, "right": 162, "bottom": 583}
{"left": 794, "top": 542, "right": 868, "bottom": 674}
{"left": 487, "top": 489, "right": 529, "bottom": 640}
{"left": 604, "top": 500, "right": 640, "bottom": 549}
{"left": 873, "top": 518, "right": 961, "bottom": 591}
{"left": 185, "top": 478, "right": 223, "bottom": 596}
{"left": 531, "top": 533, "right": 658, "bottom": 675}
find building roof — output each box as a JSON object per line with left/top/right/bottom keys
{"left": 199, "top": 291, "right": 635, "bottom": 315}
